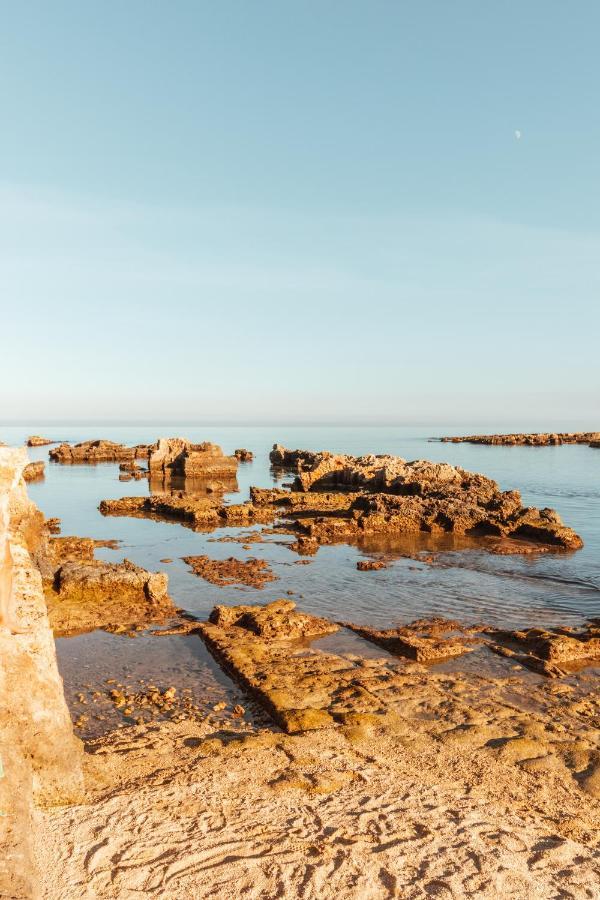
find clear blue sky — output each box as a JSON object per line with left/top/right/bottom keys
{"left": 1, "top": 1, "right": 598, "bottom": 425}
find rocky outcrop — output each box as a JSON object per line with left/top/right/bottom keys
{"left": 148, "top": 438, "right": 238, "bottom": 479}
{"left": 484, "top": 622, "right": 600, "bottom": 676}
{"left": 100, "top": 493, "right": 275, "bottom": 529}
{"left": 439, "top": 432, "right": 600, "bottom": 446}
{"left": 23, "top": 460, "right": 45, "bottom": 482}
{"left": 26, "top": 435, "right": 54, "bottom": 447}
{"left": 43, "top": 538, "right": 174, "bottom": 636}
{"left": 234, "top": 448, "right": 254, "bottom": 462}
{"left": 269, "top": 445, "right": 320, "bottom": 469}
{"left": 0, "top": 448, "right": 83, "bottom": 899}
{"left": 251, "top": 448, "right": 583, "bottom": 552}
{"left": 50, "top": 440, "right": 152, "bottom": 463}
{"left": 182, "top": 555, "right": 277, "bottom": 588}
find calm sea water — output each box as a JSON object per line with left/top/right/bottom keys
{"left": 4, "top": 424, "right": 599, "bottom": 733}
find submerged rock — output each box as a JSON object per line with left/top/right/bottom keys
{"left": 234, "top": 448, "right": 254, "bottom": 462}
{"left": 182, "top": 555, "right": 277, "bottom": 588}
{"left": 356, "top": 559, "right": 387, "bottom": 571}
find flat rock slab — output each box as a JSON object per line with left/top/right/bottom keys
{"left": 197, "top": 600, "right": 452, "bottom": 733}
{"left": 343, "top": 619, "right": 475, "bottom": 662}
{"left": 183, "top": 555, "right": 277, "bottom": 588}
{"left": 99, "top": 494, "right": 275, "bottom": 530}
{"left": 50, "top": 440, "right": 151, "bottom": 463}
{"left": 440, "top": 432, "right": 600, "bottom": 446}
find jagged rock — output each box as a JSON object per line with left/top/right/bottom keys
{"left": 257, "top": 448, "right": 583, "bottom": 552}
{"left": 182, "top": 555, "right": 277, "bottom": 588}
{"left": 26, "top": 435, "right": 54, "bottom": 447}
{"left": 148, "top": 438, "right": 238, "bottom": 479}
{"left": 46, "top": 517, "right": 61, "bottom": 534}
{"left": 356, "top": 559, "right": 387, "bottom": 571}
{"left": 234, "top": 448, "right": 254, "bottom": 462}
{"left": 439, "top": 432, "right": 600, "bottom": 446}
{"left": 269, "top": 445, "right": 322, "bottom": 469}
{"left": 49, "top": 440, "right": 151, "bottom": 463}
{"left": 23, "top": 460, "right": 45, "bottom": 482}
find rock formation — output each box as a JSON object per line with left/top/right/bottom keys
{"left": 100, "top": 493, "right": 274, "bottom": 529}
{"left": 100, "top": 447, "right": 583, "bottom": 553}
{"left": 26, "top": 435, "right": 54, "bottom": 447}
{"left": 148, "top": 438, "right": 238, "bottom": 479}
{"left": 23, "top": 460, "right": 45, "bottom": 482}
{"left": 50, "top": 439, "right": 152, "bottom": 463}
{"left": 251, "top": 448, "right": 584, "bottom": 552}
{"left": 234, "top": 448, "right": 254, "bottom": 462}
{"left": 42, "top": 538, "right": 175, "bottom": 636}
{"left": 484, "top": 622, "right": 600, "bottom": 676}
{"left": 343, "top": 617, "right": 474, "bottom": 662}
{"left": 182, "top": 555, "right": 277, "bottom": 588}
{"left": 439, "top": 432, "right": 600, "bottom": 446}
{"left": 0, "top": 448, "right": 83, "bottom": 898}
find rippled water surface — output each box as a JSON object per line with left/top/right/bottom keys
{"left": 4, "top": 424, "right": 599, "bottom": 734}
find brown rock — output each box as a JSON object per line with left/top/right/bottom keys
{"left": 343, "top": 618, "right": 473, "bottom": 662}
{"left": 439, "top": 431, "right": 600, "bottom": 446}
{"left": 23, "top": 461, "right": 45, "bottom": 482}
{"left": 183, "top": 555, "right": 277, "bottom": 589}
{"left": 148, "top": 438, "right": 238, "bottom": 480}
{"left": 41, "top": 536, "right": 174, "bottom": 636}
{"left": 356, "top": 559, "right": 387, "bottom": 571}
{"left": 49, "top": 440, "right": 151, "bottom": 463}
{"left": 234, "top": 448, "right": 254, "bottom": 462}
{"left": 26, "top": 435, "right": 55, "bottom": 446}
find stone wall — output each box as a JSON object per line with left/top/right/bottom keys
{"left": 0, "top": 448, "right": 83, "bottom": 899}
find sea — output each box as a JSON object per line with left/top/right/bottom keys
{"left": 3, "top": 424, "right": 599, "bottom": 736}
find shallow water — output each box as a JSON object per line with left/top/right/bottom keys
{"left": 4, "top": 424, "right": 600, "bottom": 736}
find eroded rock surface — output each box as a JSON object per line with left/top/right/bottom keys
{"left": 485, "top": 623, "right": 600, "bottom": 677}
{"left": 42, "top": 537, "right": 175, "bottom": 636}
{"left": 344, "top": 617, "right": 475, "bottom": 662}
{"left": 100, "top": 493, "right": 275, "bottom": 530}
{"left": 356, "top": 559, "right": 387, "bottom": 571}
{"left": 439, "top": 432, "right": 600, "bottom": 446}
{"left": 23, "top": 460, "right": 45, "bottom": 482}
{"left": 234, "top": 448, "right": 254, "bottom": 462}
{"left": 252, "top": 448, "right": 583, "bottom": 552}
{"left": 0, "top": 449, "right": 83, "bottom": 899}
{"left": 183, "top": 555, "right": 277, "bottom": 588}
{"left": 26, "top": 435, "right": 54, "bottom": 446}
{"left": 50, "top": 440, "right": 151, "bottom": 463}
{"left": 148, "top": 438, "right": 238, "bottom": 479}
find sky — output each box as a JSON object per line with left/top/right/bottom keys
{"left": 1, "top": 1, "right": 599, "bottom": 425}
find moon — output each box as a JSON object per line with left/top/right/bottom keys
{"left": 515, "top": 130, "right": 522, "bottom": 140}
